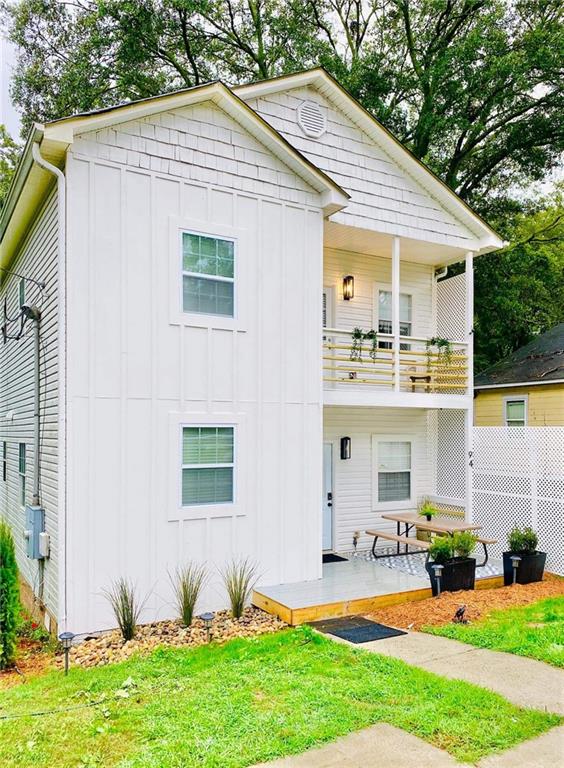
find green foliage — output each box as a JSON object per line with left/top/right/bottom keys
{"left": 16, "top": 609, "right": 50, "bottom": 643}
{"left": 427, "top": 596, "right": 564, "bottom": 668}
{"left": 103, "top": 578, "right": 145, "bottom": 641}
{"left": 0, "top": 629, "right": 558, "bottom": 766}
{"left": 429, "top": 536, "right": 454, "bottom": 564}
{"left": 508, "top": 526, "right": 539, "bottom": 554}
{"left": 417, "top": 497, "right": 438, "bottom": 519}
{"left": 425, "top": 337, "right": 453, "bottom": 367}
{"left": 221, "top": 557, "right": 258, "bottom": 619}
{"left": 452, "top": 531, "right": 478, "bottom": 559}
{"left": 0, "top": 518, "right": 19, "bottom": 670}
{"left": 171, "top": 562, "right": 207, "bottom": 627}
{"left": 0, "top": 124, "right": 21, "bottom": 209}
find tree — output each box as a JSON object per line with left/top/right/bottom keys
{"left": 0, "top": 519, "right": 19, "bottom": 670}
{"left": 0, "top": 124, "right": 21, "bottom": 209}
{"left": 3, "top": 0, "right": 563, "bottom": 212}
{"left": 473, "top": 187, "right": 564, "bottom": 371}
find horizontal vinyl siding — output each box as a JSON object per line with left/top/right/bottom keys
{"left": 0, "top": 189, "right": 59, "bottom": 619}
{"left": 475, "top": 384, "right": 564, "bottom": 426}
{"left": 246, "top": 86, "right": 476, "bottom": 248}
{"left": 324, "top": 407, "right": 434, "bottom": 552}
{"left": 324, "top": 247, "right": 434, "bottom": 336}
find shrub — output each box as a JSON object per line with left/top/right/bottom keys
{"left": 221, "top": 557, "right": 259, "bottom": 619}
{"left": 0, "top": 519, "right": 19, "bottom": 669}
{"left": 103, "top": 578, "right": 145, "bottom": 641}
{"left": 453, "top": 531, "right": 477, "bottom": 559}
{"left": 171, "top": 562, "right": 207, "bottom": 627}
{"left": 428, "top": 536, "right": 454, "bottom": 564}
{"left": 508, "top": 526, "right": 538, "bottom": 554}
{"left": 417, "top": 497, "right": 438, "bottom": 518}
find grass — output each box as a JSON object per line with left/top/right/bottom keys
{"left": 0, "top": 628, "right": 559, "bottom": 767}
{"left": 425, "top": 596, "right": 564, "bottom": 668}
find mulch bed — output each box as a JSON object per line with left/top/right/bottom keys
{"left": 366, "top": 573, "right": 564, "bottom": 631}
{"left": 0, "top": 638, "right": 55, "bottom": 690}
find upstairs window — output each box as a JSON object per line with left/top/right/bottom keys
{"left": 2, "top": 442, "right": 6, "bottom": 482}
{"left": 378, "top": 290, "right": 412, "bottom": 349}
{"left": 505, "top": 398, "right": 526, "bottom": 427}
{"left": 19, "top": 443, "right": 26, "bottom": 506}
{"left": 182, "top": 232, "right": 235, "bottom": 317}
{"left": 182, "top": 426, "right": 234, "bottom": 506}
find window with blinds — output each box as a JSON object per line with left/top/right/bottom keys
{"left": 377, "top": 290, "right": 412, "bottom": 350}
{"left": 19, "top": 443, "right": 26, "bottom": 506}
{"left": 182, "top": 232, "right": 235, "bottom": 317}
{"left": 182, "top": 427, "right": 234, "bottom": 505}
{"left": 377, "top": 440, "right": 411, "bottom": 503}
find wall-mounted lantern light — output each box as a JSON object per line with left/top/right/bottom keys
{"left": 343, "top": 275, "right": 354, "bottom": 300}
{"left": 340, "top": 437, "right": 351, "bottom": 460}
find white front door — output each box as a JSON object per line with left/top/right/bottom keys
{"left": 322, "top": 442, "right": 333, "bottom": 551}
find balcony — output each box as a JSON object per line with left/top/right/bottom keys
{"left": 322, "top": 328, "right": 469, "bottom": 406}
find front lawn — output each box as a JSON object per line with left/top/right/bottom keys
{"left": 426, "top": 596, "right": 564, "bottom": 668}
{"left": 0, "top": 628, "right": 558, "bottom": 767}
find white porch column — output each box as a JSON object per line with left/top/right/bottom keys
{"left": 464, "top": 251, "right": 474, "bottom": 522}
{"left": 392, "top": 237, "right": 400, "bottom": 391}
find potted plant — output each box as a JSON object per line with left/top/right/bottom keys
{"left": 425, "top": 336, "right": 453, "bottom": 368}
{"left": 426, "top": 531, "right": 478, "bottom": 596}
{"left": 503, "top": 527, "right": 546, "bottom": 585}
{"left": 417, "top": 497, "right": 438, "bottom": 522}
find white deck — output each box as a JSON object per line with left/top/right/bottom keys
{"left": 256, "top": 555, "right": 504, "bottom": 611}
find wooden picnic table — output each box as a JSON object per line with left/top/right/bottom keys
{"left": 380, "top": 511, "right": 482, "bottom": 556}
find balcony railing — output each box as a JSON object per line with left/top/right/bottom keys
{"left": 323, "top": 328, "right": 468, "bottom": 394}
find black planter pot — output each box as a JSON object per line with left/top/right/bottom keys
{"left": 426, "top": 557, "right": 476, "bottom": 596}
{"left": 503, "top": 551, "right": 546, "bottom": 585}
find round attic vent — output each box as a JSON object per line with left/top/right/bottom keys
{"left": 297, "top": 100, "right": 326, "bottom": 138}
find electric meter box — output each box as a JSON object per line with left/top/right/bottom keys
{"left": 24, "top": 505, "right": 45, "bottom": 559}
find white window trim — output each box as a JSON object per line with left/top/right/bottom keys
{"left": 371, "top": 434, "right": 414, "bottom": 511}
{"left": 168, "top": 215, "right": 248, "bottom": 331}
{"left": 181, "top": 424, "right": 236, "bottom": 508}
{"left": 373, "top": 282, "right": 415, "bottom": 339}
{"left": 504, "top": 395, "right": 528, "bottom": 427}
{"left": 19, "top": 443, "right": 26, "bottom": 507}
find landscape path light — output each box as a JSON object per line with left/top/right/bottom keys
{"left": 59, "top": 631, "right": 75, "bottom": 675}
{"left": 432, "top": 564, "right": 444, "bottom": 597}
{"left": 510, "top": 555, "right": 521, "bottom": 585}
{"left": 200, "top": 612, "right": 215, "bottom": 643}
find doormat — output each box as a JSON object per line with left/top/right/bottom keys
{"left": 322, "top": 553, "right": 348, "bottom": 563}
{"left": 310, "top": 615, "right": 406, "bottom": 644}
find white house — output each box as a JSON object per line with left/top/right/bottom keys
{"left": 0, "top": 69, "right": 504, "bottom": 635}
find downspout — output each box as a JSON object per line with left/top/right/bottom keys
{"left": 31, "top": 141, "right": 68, "bottom": 630}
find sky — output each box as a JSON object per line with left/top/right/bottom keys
{"left": 0, "top": 33, "right": 21, "bottom": 138}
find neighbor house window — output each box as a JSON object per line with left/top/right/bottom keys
{"left": 505, "top": 398, "right": 526, "bottom": 427}
{"left": 2, "top": 442, "right": 6, "bottom": 482}
{"left": 18, "top": 279, "right": 25, "bottom": 308}
{"left": 19, "top": 443, "right": 26, "bottom": 505}
{"left": 377, "top": 290, "right": 412, "bottom": 349}
{"left": 182, "top": 232, "right": 235, "bottom": 317}
{"left": 182, "top": 426, "right": 234, "bottom": 505}
{"left": 377, "top": 440, "right": 411, "bottom": 503}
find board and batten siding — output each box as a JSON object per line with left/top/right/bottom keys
{"left": 0, "top": 189, "right": 59, "bottom": 622}
{"left": 324, "top": 407, "right": 434, "bottom": 552}
{"left": 245, "top": 86, "right": 476, "bottom": 249}
{"left": 324, "top": 246, "right": 435, "bottom": 336}
{"left": 64, "top": 100, "right": 325, "bottom": 633}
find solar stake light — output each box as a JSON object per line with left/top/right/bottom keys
{"left": 200, "top": 612, "right": 215, "bottom": 642}
{"left": 510, "top": 555, "right": 521, "bottom": 585}
{"left": 432, "top": 564, "right": 444, "bottom": 597}
{"left": 59, "top": 631, "right": 75, "bottom": 675}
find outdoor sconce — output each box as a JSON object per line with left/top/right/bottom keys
{"left": 432, "top": 564, "right": 444, "bottom": 597}
{"left": 340, "top": 437, "right": 351, "bottom": 460}
{"left": 200, "top": 611, "right": 215, "bottom": 642}
{"left": 343, "top": 275, "right": 354, "bottom": 300}
{"left": 58, "top": 631, "right": 75, "bottom": 675}
{"left": 510, "top": 555, "right": 521, "bottom": 585}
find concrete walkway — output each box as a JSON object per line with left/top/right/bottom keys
{"left": 255, "top": 724, "right": 564, "bottom": 768}
{"left": 358, "top": 631, "right": 564, "bottom": 715}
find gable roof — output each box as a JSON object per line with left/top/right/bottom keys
{"left": 0, "top": 80, "right": 349, "bottom": 270}
{"left": 475, "top": 324, "right": 564, "bottom": 389}
{"left": 235, "top": 68, "right": 504, "bottom": 255}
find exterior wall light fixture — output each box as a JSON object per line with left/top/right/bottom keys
{"left": 343, "top": 275, "right": 354, "bottom": 300}
{"left": 340, "top": 437, "right": 351, "bottom": 460}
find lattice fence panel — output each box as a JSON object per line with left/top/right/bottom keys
{"left": 473, "top": 427, "right": 564, "bottom": 575}
{"left": 436, "top": 273, "right": 466, "bottom": 340}
{"left": 436, "top": 409, "right": 466, "bottom": 501}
